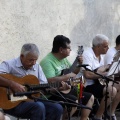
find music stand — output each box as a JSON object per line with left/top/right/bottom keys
{"left": 107, "top": 50, "right": 120, "bottom": 77}
{"left": 103, "top": 58, "right": 120, "bottom": 120}
{"left": 107, "top": 61, "right": 120, "bottom": 77}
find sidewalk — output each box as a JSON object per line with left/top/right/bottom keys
{"left": 8, "top": 110, "right": 120, "bottom": 120}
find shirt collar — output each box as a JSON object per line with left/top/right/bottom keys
{"left": 90, "top": 48, "right": 97, "bottom": 59}
{"left": 16, "top": 57, "right": 36, "bottom": 71}
{"left": 91, "top": 48, "right": 103, "bottom": 62}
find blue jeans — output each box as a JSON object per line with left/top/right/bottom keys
{"left": 4, "top": 101, "right": 63, "bottom": 120}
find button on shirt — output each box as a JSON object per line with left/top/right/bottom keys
{"left": 0, "top": 57, "right": 48, "bottom": 84}
{"left": 83, "top": 48, "right": 105, "bottom": 86}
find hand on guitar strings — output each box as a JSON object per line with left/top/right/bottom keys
{"left": 10, "top": 81, "right": 25, "bottom": 93}
{"left": 45, "top": 81, "right": 71, "bottom": 93}
{"left": 58, "top": 81, "right": 71, "bottom": 91}
{"left": 66, "top": 73, "right": 76, "bottom": 79}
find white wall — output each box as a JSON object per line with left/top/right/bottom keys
{"left": 0, "top": 1, "right": 120, "bottom": 119}
{"left": 0, "top": 0, "right": 120, "bottom": 63}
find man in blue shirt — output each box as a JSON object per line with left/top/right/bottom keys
{"left": 0, "top": 43, "right": 63, "bottom": 120}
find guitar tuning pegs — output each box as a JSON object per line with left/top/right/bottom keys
{"left": 77, "top": 46, "right": 84, "bottom": 55}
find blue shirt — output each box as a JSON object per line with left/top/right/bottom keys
{"left": 0, "top": 57, "right": 48, "bottom": 84}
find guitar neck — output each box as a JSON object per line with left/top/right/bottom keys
{"left": 61, "top": 46, "right": 83, "bottom": 75}
{"left": 29, "top": 80, "right": 73, "bottom": 90}
{"left": 69, "top": 57, "right": 78, "bottom": 72}
{"left": 29, "top": 82, "right": 62, "bottom": 90}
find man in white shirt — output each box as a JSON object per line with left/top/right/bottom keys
{"left": 104, "top": 35, "right": 120, "bottom": 65}
{"left": 104, "top": 35, "right": 120, "bottom": 120}
{"left": 83, "top": 34, "right": 117, "bottom": 120}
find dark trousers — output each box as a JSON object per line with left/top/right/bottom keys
{"left": 4, "top": 101, "right": 63, "bottom": 120}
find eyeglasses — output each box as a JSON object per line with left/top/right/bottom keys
{"left": 66, "top": 47, "right": 71, "bottom": 49}
{"left": 62, "top": 45, "right": 71, "bottom": 50}
{"left": 66, "top": 46, "right": 71, "bottom": 50}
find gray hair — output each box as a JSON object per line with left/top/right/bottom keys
{"left": 92, "top": 34, "right": 109, "bottom": 46}
{"left": 21, "top": 43, "right": 40, "bottom": 56}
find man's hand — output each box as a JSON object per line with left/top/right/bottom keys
{"left": 59, "top": 81, "right": 71, "bottom": 91}
{"left": 78, "top": 55, "right": 83, "bottom": 64}
{"left": 66, "top": 73, "right": 76, "bottom": 79}
{"left": 10, "top": 81, "right": 26, "bottom": 93}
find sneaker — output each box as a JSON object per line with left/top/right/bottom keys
{"left": 106, "top": 115, "right": 117, "bottom": 120}
{"left": 111, "top": 115, "right": 117, "bottom": 120}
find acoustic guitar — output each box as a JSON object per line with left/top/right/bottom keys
{"left": 95, "top": 65, "right": 111, "bottom": 85}
{"left": 0, "top": 74, "right": 81, "bottom": 109}
{"left": 96, "top": 50, "right": 120, "bottom": 85}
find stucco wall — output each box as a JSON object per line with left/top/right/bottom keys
{"left": 0, "top": 0, "right": 120, "bottom": 63}
{"left": 0, "top": 0, "right": 120, "bottom": 119}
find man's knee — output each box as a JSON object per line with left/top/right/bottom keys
{"left": 53, "top": 103, "right": 63, "bottom": 114}
{"left": 89, "top": 95, "right": 94, "bottom": 104}
{"left": 86, "top": 94, "right": 94, "bottom": 106}
{"left": 108, "top": 86, "right": 117, "bottom": 97}
{"left": 0, "top": 112, "right": 5, "bottom": 120}
{"left": 35, "top": 102, "right": 46, "bottom": 112}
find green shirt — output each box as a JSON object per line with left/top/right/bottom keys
{"left": 40, "top": 53, "right": 71, "bottom": 78}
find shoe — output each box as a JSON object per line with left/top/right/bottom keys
{"left": 111, "top": 115, "right": 117, "bottom": 120}
{"left": 92, "top": 118, "right": 102, "bottom": 120}
{"left": 106, "top": 115, "right": 117, "bottom": 120}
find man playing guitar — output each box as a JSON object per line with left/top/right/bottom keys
{"left": 83, "top": 34, "right": 117, "bottom": 120}
{"left": 40, "top": 35, "right": 94, "bottom": 120}
{"left": 104, "top": 35, "right": 120, "bottom": 119}
{"left": 0, "top": 43, "right": 64, "bottom": 120}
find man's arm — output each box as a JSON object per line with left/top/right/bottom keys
{"left": 0, "top": 61, "right": 25, "bottom": 92}
{"left": 83, "top": 64, "right": 110, "bottom": 80}
{"left": 82, "top": 51, "right": 103, "bottom": 80}
{"left": 71, "top": 55, "right": 83, "bottom": 74}
{"left": 47, "top": 72, "right": 76, "bottom": 83}
{"left": 0, "top": 76, "right": 25, "bottom": 92}
{"left": 83, "top": 70, "right": 101, "bottom": 80}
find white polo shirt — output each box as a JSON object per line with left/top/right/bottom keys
{"left": 0, "top": 57, "right": 48, "bottom": 84}
{"left": 83, "top": 48, "right": 105, "bottom": 86}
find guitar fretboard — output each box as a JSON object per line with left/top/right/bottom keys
{"left": 28, "top": 82, "right": 62, "bottom": 90}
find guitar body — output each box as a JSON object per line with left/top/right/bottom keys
{"left": 93, "top": 65, "right": 110, "bottom": 85}
{"left": 0, "top": 74, "right": 81, "bottom": 109}
{"left": 0, "top": 74, "right": 40, "bottom": 110}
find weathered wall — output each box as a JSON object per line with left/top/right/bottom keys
{"left": 1, "top": 0, "right": 120, "bottom": 119}
{"left": 0, "top": 0, "right": 120, "bottom": 63}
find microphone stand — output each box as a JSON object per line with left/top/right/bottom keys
{"left": 84, "top": 67, "right": 118, "bottom": 120}
{"left": 28, "top": 95, "right": 92, "bottom": 110}
{"left": 48, "top": 87, "right": 93, "bottom": 120}
{"left": 22, "top": 82, "right": 93, "bottom": 120}
{"left": 27, "top": 90, "right": 92, "bottom": 120}
{"left": 48, "top": 87, "right": 72, "bottom": 120}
